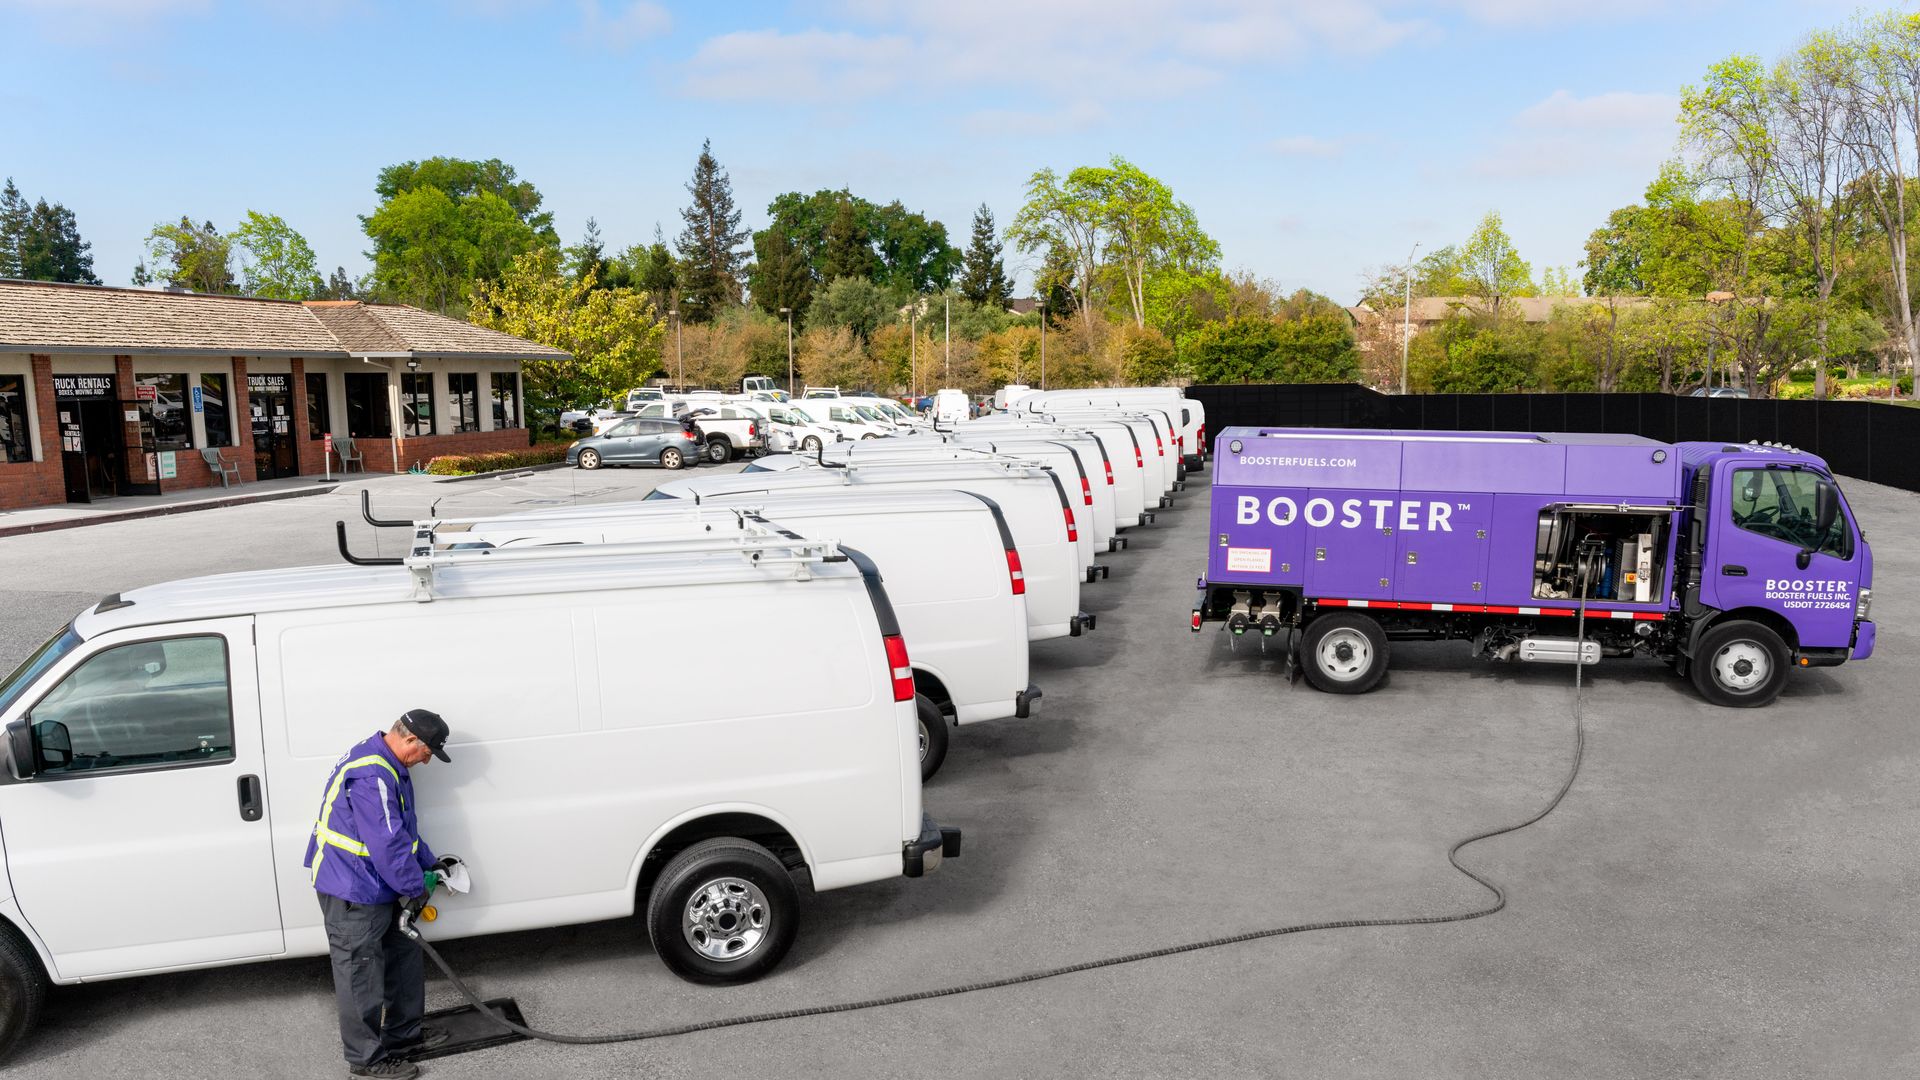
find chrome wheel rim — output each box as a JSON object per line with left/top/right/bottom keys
{"left": 1316, "top": 629, "right": 1373, "bottom": 682}
{"left": 682, "top": 876, "right": 770, "bottom": 962}
{"left": 1712, "top": 640, "right": 1770, "bottom": 693}
{"left": 579, "top": 450, "right": 598, "bottom": 469}
{"left": 918, "top": 718, "right": 929, "bottom": 761}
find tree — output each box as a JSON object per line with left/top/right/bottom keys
{"left": 318, "top": 266, "right": 362, "bottom": 301}
{"left": 1839, "top": 11, "right": 1920, "bottom": 395}
{"left": 748, "top": 222, "right": 814, "bottom": 322}
{"left": 0, "top": 179, "right": 26, "bottom": 279}
{"left": 622, "top": 225, "right": 678, "bottom": 318}
{"left": 807, "top": 275, "right": 895, "bottom": 341}
{"left": 674, "top": 139, "right": 750, "bottom": 322}
{"left": 869, "top": 200, "right": 960, "bottom": 293}
{"left": 145, "top": 217, "right": 234, "bottom": 293}
{"left": 820, "top": 194, "right": 876, "bottom": 282}
{"left": 1085, "top": 157, "right": 1219, "bottom": 328}
{"left": 565, "top": 217, "right": 612, "bottom": 285}
{"left": 468, "top": 247, "right": 664, "bottom": 426}
{"left": 797, "top": 325, "right": 876, "bottom": 390}
{"left": 1007, "top": 167, "right": 1105, "bottom": 332}
{"left": 16, "top": 198, "right": 100, "bottom": 284}
{"left": 959, "top": 203, "right": 1013, "bottom": 307}
{"left": 1458, "top": 211, "right": 1535, "bottom": 318}
{"left": 1037, "top": 241, "right": 1077, "bottom": 322}
{"left": 362, "top": 156, "right": 556, "bottom": 314}
{"left": 230, "top": 210, "right": 320, "bottom": 299}
{"left": 1185, "top": 309, "right": 1359, "bottom": 385}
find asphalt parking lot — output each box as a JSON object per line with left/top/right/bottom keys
{"left": 2, "top": 464, "right": 1916, "bottom": 1079}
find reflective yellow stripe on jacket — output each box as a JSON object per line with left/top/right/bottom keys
{"left": 308, "top": 755, "right": 402, "bottom": 883}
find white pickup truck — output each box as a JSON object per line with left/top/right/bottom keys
{"left": 688, "top": 404, "right": 769, "bottom": 462}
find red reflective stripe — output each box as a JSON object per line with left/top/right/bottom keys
{"left": 1311, "top": 598, "right": 1664, "bottom": 620}
{"left": 883, "top": 635, "right": 914, "bottom": 702}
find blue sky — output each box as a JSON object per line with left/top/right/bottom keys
{"left": 0, "top": 0, "right": 1866, "bottom": 303}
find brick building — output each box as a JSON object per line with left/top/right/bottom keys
{"left": 0, "top": 280, "right": 568, "bottom": 510}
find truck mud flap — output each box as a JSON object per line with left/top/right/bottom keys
{"left": 1086, "top": 563, "right": 1110, "bottom": 582}
{"left": 1016, "top": 684, "right": 1043, "bottom": 718}
{"left": 1108, "top": 536, "right": 1129, "bottom": 552}
{"left": 1071, "top": 611, "right": 1096, "bottom": 636}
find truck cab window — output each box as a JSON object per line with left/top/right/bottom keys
{"left": 1730, "top": 468, "right": 1852, "bottom": 559}
{"left": 27, "top": 636, "right": 233, "bottom": 775}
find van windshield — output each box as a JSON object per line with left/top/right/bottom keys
{"left": 0, "top": 623, "right": 82, "bottom": 716}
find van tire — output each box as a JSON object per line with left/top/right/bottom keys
{"left": 577, "top": 448, "right": 601, "bottom": 470}
{"left": 861, "top": 433, "right": 878, "bottom": 440}
{"left": 0, "top": 920, "right": 48, "bottom": 1063}
{"left": 660, "top": 447, "right": 685, "bottom": 470}
{"left": 706, "top": 438, "right": 731, "bottom": 464}
{"left": 801, "top": 436, "right": 822, "bottom": 452}
{"left": 1691, "top": 620, "right": 1790, "bottom": 707}
{"left": 916, "top": 693, "right": 949, "bottom": 781}
{"left": 1299, "top": 612, "right": 1389, "bottom": 694}
{"left": 646, "top": 838, "right": 799, "bottom": 985}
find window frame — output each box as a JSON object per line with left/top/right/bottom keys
{"left": 0, "top": 372, "right": 31, "bottom": 464}
{"left": 306, "top": 372, "right": 333, "bottom": 441}
{"left": 199, "top": 372, "right": 232, "bottom": 449}
{"left": 490, "top": 372, "right": 519, "bottom": 430}
{"left": 400, "top": 372, "right": 434, "bottom": 437}
{"left": 20, "top": 633, "right": 238, "bottom": 782}
{"left": 1728, "top": 466, "right": 1855, "bottom": 561}
{"left": 447, "top": 373, "right": 480, "bottom": 433}
{"left": 343, "top": 372, "right": 391, "bottom": 439}
{"left": 135, "top": 372, "right": 194, "bottom": 452}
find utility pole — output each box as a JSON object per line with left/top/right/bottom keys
{"left": 910, "top": 301, "right": 917, "bottom": 400}
{"left": 670, "top": 308, "right": 681, "bottom": 391}
{"left": 944, "top": 294, "right": 951, "bottom": 383}
{"left": 1037, "top": 297, "right": 1047, "bottom": 389}
{"left": 780, "top": 307, "right": 793, "bottom": 397}
{"left": 1401, "top": 241, "right": 1420, "bottom": 395}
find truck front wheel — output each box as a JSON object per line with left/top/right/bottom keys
{"left": 646, "top": 838, "right": 799, "bottom": 985}
{"left": 0, "top": 920, "right": 49, "bottom": 1064}
{"left": 1691, "top": 620, "right": 1790, "bottom": 707}
{"left": 1300, "top": 612, "right": 1389, "bottom": 694}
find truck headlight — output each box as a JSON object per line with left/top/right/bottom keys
{"left": 1857, "top": 588, "right": 1871, "bottom": 621}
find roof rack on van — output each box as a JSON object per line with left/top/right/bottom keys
{"left": 396, "top": 514, "right": 844, "bottom": 601}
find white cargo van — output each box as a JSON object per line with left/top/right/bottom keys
{"left": 947, "top": 432, "right": 1120, "bottom": 555}
{"left": 933, "top": 389, "right": 970, "bottom": 426}
{"left": 1046, "top": 410, "right": 1177, "bottom": 499}
{"left": 963, "top": 416, "right": 1153, "bottom": 530}
{"left": 1015, "top": 388, "right": 1206, "bottom": 469}
{"left": 426, "top": 493, "right": 1039, "bottom": 780}
{"left": 650, "top": 462, "right": 1091, "bottom": 640}
{"left": 0, "top": 524, "right": 959, "bottom": 1058}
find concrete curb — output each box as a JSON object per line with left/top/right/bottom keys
{"left": 431, "top": 461, "right": 571, "bottom": 484}
{"left": 0, "top": 484, "right": 339, "bottom": 538}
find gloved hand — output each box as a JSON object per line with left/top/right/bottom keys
{"left": 432, "top": 855, "right": 462, "bottom": 873}
{"left": 402, "top": 892, "right": 429, "bottom": 917}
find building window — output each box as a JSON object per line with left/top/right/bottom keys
{"left": 491, "top": 372, "right": 519, "bottom": 429}
{"left": 136, "top": 372, "right": 192, "bottom": 451}
{"left": 306, "top": 372, "right": 333, "bottom": 440}
{"left": 344, "top": 372, "right": 391, "bottom": 439}
{"left": 400, "top": 372, "right": 434, "bottom": 436}
{"left": 447, "top": 373, "right": 479, "bottom": 433}
{"left": 0, "top": 373, "right": 30, "bottom": 463}
{"left": 199, "top": 373, "right": 232, "bottom": 448}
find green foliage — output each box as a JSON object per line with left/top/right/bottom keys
{"left": 145, "top": 217, "right": 234, "bottom": 293}
{"left": 1408, "top": 316, "right": 1541, "bottom": 393}
{"left": 468, "top": 247, "right": 665, "bottom": 424}
{"left": 958, "top": 203, "right": 1012, "bottom": 307}
{"left": 3, "top": 179, "right": 100, "bottom": 284}
{"left": 1116, "top": 323, "right": 1177, "bottom": 385}
{"left": 1186, "top": 311, "right": 1359, "bottom": 385}
{"left": 565, "top": 218, "right": 612, "bottom": 285}
{"left": 424, "top": 443, "right": 567, "bottom": 476}
{"left": 0, "top": 179, "right": 24, "bottom": 278}
{"left": 820, "top": 195, "right": 875, "bottom": 281}
{"left": 618, "top": 228, "right": 678, "bottom": 318}
{"left": 675, "top": 140, "right": 750, "bottom": 321}
{"left": 1459, "top": 211, "right": 1535, "bottom": 312}
{"left": 748, "top": 222, "right": 814, "bottom": 322}
{"left": 363, "top": 157, "right": 556, "bottom": 314}
{"left": 807, "top": 275, "right": 897, "bottom": 342}
{"left": 230, "top": 210, "right": 320, "bottom": 299}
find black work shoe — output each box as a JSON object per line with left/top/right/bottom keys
{"left": 390, "top": 1026, "right": 451, "bottom": 1057}
{"left": 348, "top": 1060, "right": 420, "bottom": 1079}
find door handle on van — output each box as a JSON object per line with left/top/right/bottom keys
{"left": 237, "top": 775, "right": 264, "bottom": 822}
{"left": 1721, "top": 564, "right": 1748, "bottom": 577}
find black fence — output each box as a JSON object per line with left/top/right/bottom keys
{"left": 1186, "top": 384, "right": 1920, "bottom": 494}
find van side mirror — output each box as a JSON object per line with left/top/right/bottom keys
{"left": 4, "top": 720, "right": 34, "bottom": 780}
{"left": 32, "top": 720, "right": 72, "bottom": 772}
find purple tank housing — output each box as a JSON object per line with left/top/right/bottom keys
{"left": 1206, "top": 426, "right": 1874, "bottom": 655}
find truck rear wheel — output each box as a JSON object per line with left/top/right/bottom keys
{"left": 706, "top": 438, "right": 731, "bottom": 463}
{"left": 0, "top": 919, "right": 49, "bottom": 1064}
{"left": 916, "top": 693, "right": 949, "bottom": 781}
{"left": 1691, "top": 620, "right": 1790, "bottom": 707}
{"left": 646, "top": 838, "right": 799, "bottom": 985}
{"left": 1300, "top": 612, "right": 1389, "bottom": 695}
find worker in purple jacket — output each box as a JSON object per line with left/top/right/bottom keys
{"left": 305, "top": 710, "right": 462, "bottom": 1080}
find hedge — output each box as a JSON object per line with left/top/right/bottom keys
{"left": 423, "top": 443, "right": 572, "bottom": 476}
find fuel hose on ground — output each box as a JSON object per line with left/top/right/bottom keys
{"left": 402, "top": 586, "right": 1596, "bottom": 1047}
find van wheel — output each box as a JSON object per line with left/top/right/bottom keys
{"left": 660, "top": 447, "right": 684, "bottom": 470}
{"left": 706, "top": 439, "right": 731, "bottom": 464}
{"left": 861, "top": 433, "right": 878, "bottom": 440}
{"left": 916, "top": 693, "right": 949, "bottom": 781}
{"left": 801, "top": 436, "right": 821, "bottom": 452}
{"left": 1299, "top": 612, "right": 1389, "bottom": 694}
{"left": 577, "top": 448, "right": 601, "bottom": 470}
{"left": 1691, "top": 620, "right": 1790, "bottom": 707}
{"left": 0, "top": 920, "right": 49, "bottom": 1063}
{"left": 646, "top": 838, "right": 799, "bottom": 985}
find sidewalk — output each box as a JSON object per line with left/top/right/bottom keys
{"left": 0, "top": 475, "right": 349, "bottom": 537}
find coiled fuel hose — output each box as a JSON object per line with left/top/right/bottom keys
{"left": 402, "top": 587, "right": 1595, "bottom": 1048}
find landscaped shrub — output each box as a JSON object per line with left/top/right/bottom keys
{"left": 424, "top": 443, "right": 571, "bottom": 476}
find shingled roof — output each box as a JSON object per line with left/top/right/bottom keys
{"left": 0, "top": 279, "right": 568, "bottom": 361}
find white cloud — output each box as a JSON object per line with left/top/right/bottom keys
{"left": 963, "top": 102, "right": 1109, "bottom": 139}
{"left": 1269, "top": 135, "right": 1346, "bottom": 158}
{"left": 683, "top": 29, "right": 916, "bottom": 103}
{"left": 1471, "top": 88, "right": 1678, "bottom": 180}
{"left": 1517, "top": 89, "right": 1678, "bottom": 130}
{"left": 577, "top": 0, "right": 670, "bottom": 50}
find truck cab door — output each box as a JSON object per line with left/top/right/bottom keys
{"left": 1704, "top": 463, "right": 1862, "bottom": 649}
{"left": 0, "top": 617, "right": 283, "bottom": 979}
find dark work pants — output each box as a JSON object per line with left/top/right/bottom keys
{"left": 318, "top": 892, "right": 426, "bottom": 1066}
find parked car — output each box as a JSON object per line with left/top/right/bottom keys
{"left": 1688, "top": 386, "right": 1752, "bottom": 398}
{"left": 0, "top": 521, "right": 959, "bottom": 1059}
{"left": 803, "top": 386, "right": 842, "bottom": 399}
{"left": 933, "top": 389, "right": 970, "bottom": 426}
{"left": 623, "top": 387, "right": 668, "bottom": 411}
{"left": 764, "top": 403, "right": 842, "bottom": 452}
{"left": 568, "top": 416, "right": 701, "bottom": 470}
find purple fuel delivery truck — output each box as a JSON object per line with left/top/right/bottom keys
{"left": 1192, "top": 427, "right": 1875, "bottom": 707}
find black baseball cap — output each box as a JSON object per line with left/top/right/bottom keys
{"left": 399, "top": 709, "right": 452, "bottom": 762}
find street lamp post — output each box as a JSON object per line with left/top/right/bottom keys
{"left": 669, "top": 308, "right": 681, "bottom": 391}
{"left": 779, "top": 307, "right": 793, "bottom": 397}
{"left": 910, "top": 301, "right": 917, "bottom": 400}
{"left": 944, "top": 294, "right": 951, "bottom": 383}
{"left": 1401, "top": 241, "right": 1420, "bottom": 395}
{"left": 1036, "top": 297, "right": 1047, "bottom": 389}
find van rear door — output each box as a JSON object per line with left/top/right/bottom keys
{"left": 0, "top": 617, "right": 283, "bottom": 979}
